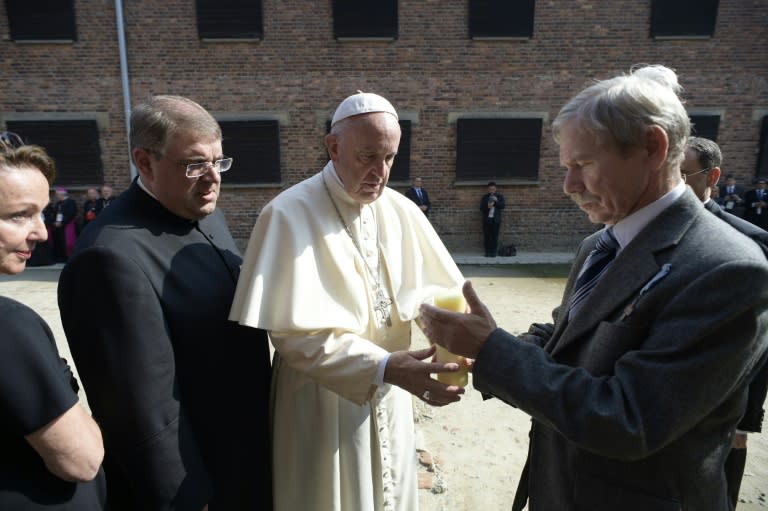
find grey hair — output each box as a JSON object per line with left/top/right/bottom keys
{"left": 686, "top": 136, "right": 722, "bottom": 170}
{"left": 552, "top": 65, "right": 690, "bottom": 171}
{"left": 129, "top": 95, "right": 221, "bottom": 159}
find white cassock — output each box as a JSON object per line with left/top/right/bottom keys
{"left": 230, "top": 162, "right": 464, "bottom": 511}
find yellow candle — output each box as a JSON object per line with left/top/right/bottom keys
{"left": 434, "top": 292, "right": 466, "bottom": 313}
{"left": 433, "top": 290, "right": 469, "bottom": 387}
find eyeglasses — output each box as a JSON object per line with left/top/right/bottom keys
{"left": 183, "top": 158, "right": 233, "bottom": 178}
{"left": 681, "top": 167, "right": 710, "bottom": 183}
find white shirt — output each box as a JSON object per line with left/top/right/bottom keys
{"left": 612, "top": 181, "right": 687, "bottom": 253}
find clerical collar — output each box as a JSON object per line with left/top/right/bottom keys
{"left": 137, "top": 176, "right": 159, "bottom": 201}
{"left": 327, "top": 162, "right": 365, "bottom": 208}
{"left": 135, "top": 177, "right": 198, "bottom": 225}
{"left": 329, "top": 163, "right": 344, "bottom": 187}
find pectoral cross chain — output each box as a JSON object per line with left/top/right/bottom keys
{"left": 323, "top": 178, "right": 393, "bottom": 329}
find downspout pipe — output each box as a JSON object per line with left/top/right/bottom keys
{"left": 114, "top": 0, "right": 135, "bottom": 179}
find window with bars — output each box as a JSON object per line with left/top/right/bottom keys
{"left": 195, "top": 0, "right": 263, "bottom": 40}
{"left": 468, "top": 0, "right": 535, "bottom": 39}
{"left": 332, "top": 0, "right": 398, "bottom": 39}
{"left": 757, "top": 116, "right": 768, "bottom": 178}
{"left": 456, "top": 118, "right": 542, "bottom": 181}
{"left": 650, "top": 0, "right": 718, "bottom": 38}
{"left": 218, "top": 120, "right": 281, "bottom": 184}
{"left": 6, "top": 120, "right": 103, "bottom": 187}
{"left": 5, "top": 0, "right": 77, "bottom": 41}
{"left": 688, "top": 114, "right": 720, "bottom": 142}
{"left": 390, "top": 120, "right": 411, "bottom": 182}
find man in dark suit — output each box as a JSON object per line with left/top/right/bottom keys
{"left": 479, "top": 181, "right": 505, "bottom": 257}
{"left": 683, "top": 136, "right": 768, "bottom": 509}
{"left": 58, "top": 95, "right": 272, "bottom": 511}
{"left": 404, "top": 176, "right": 431, "bottom": 217}
{"left": 420, "top": 65, "right": 768, "bottom": 510}
{"left": 743, "top": 177, "right": 768, "bottom": 230}
{"left": 719, "top": 174, "right": 746, "bottom": 216}
{"left": 98, "top": 184, "right": 115, "bottom": 209}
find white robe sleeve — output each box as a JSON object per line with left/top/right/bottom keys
{"left": 270, "top": 329, "right": 389, "bottom": 405}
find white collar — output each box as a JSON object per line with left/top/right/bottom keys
{"left": 136, "top": 176, "right": 159, "bottom": 201}
{"left": 612, "top": 181, "right": 687, "bottom": 252}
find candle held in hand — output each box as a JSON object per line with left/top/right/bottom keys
{"left": 433, "top": 290, "right": 469, "bottom": 387}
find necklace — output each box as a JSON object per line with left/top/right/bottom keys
{"left": 323, "top": 178, "right": 392, "bottom": 327}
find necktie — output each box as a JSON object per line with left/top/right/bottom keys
{"left": 417, "top": 188, "right": 423, "bottom": 202}
{"left": 568, "top": 228, "right": 619, "bottom": 319}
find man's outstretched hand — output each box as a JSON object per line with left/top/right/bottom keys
{"left": 419, "top": 281, "right": 497, "bottom": 359}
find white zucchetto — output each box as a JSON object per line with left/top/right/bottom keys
{"left": 331, "top": 91, "right": 399, "bottom": 127}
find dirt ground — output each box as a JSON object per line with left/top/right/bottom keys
{"left": 1, "top": 265, "right": 765, "bottom": 510}
{"left": 415, "top": 264, "right": 768, "bottom": 511}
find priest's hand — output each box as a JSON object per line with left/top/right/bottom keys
{"left": 384, "top": 346, "right": 465, "bottom": 406}
{"left": 419, "top": 280, "right": 497, "bottom": 359}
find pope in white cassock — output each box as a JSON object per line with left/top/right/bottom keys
{"left": 229, "top": 92, "right": 467, "bottom": 511}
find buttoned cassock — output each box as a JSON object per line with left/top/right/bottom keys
{"left": 58, "top": 181, "right": 272, "bottom": 510}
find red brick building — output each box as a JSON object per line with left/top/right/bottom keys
{"left": 2, "top": 1, "right": 767, "bottom": 251}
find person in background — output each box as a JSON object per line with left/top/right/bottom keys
{"left": 51, "top": 187, "right": 77, "bottom": 263}
{"left": 405, "top": 176, "right": 431, "bottom": 217}
{"left": 58, "top": 95, "right": 272, "bottom": 511}
{"left": 480, "top": 181, "right": 505, "bottom": 257}
{"left": 80, "top": 188, "right": 102, "bottom": 232}
{"left": 743, "top": 177, "right": 768, "bottom": 230}
{"left": 98, "top": 185, "right": 115, "bottom": 209}
{"left": 0, "top": 131, "right": 106, "bottom": 510}
{"left": 420, "top": 65, "right": 768, "bottom": 510}
{"left": 682, "top": 136, "right": 768, "bottom": 509}
{"left": 720, "top": 174, "right": 746, "bottom": 216}
{"left": 230, "top": 91, "right": 466, "bottom": 511}
{"left": 710, "top": 182, "right": 724, "bottom": 207}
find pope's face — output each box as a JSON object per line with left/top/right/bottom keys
{"left": 326, "top": 113, "right": 401, "bottom": 204}
{"left": 0, "top": 166, "right": 49, "bottom": 275}
{"left": 560, "top": 119, "right": 654, "bottom": 225}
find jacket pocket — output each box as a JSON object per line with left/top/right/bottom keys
{"left": 579, "top": 321, "right": 646, "bottom": 375}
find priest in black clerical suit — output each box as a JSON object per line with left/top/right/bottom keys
{"left": 58, "top": 96, "right": 272, "bottom": 511}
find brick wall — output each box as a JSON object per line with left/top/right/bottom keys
{"left": 1, "top": 0, "right": 766, "bottom": 251}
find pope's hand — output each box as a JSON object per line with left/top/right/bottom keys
{"left": 384, "top": 346, "right": 465, "bottom": 406}
{"left": 419, "top": 281, "right": 496, "bottom": 359}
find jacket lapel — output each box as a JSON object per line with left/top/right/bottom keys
{"left": 548, "top": 190, "right": 700, "bottom": 357}
{"left": 551, "top": 251, "right": 659, "bottom": 356}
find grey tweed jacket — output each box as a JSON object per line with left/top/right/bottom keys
{"left": 475, "top": 189, "right": 768, "bottom": 511}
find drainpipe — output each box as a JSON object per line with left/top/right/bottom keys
{"left": 114, "top": 0, "right": 135, "bottom": 179}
